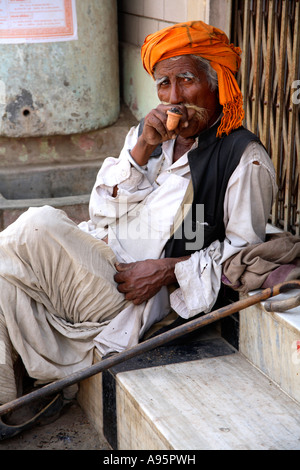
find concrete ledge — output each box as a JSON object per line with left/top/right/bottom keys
{"left": 239, "top": 289, "right": 300, "bottom": 404}
{"left": 115, "top": 353, "right": 300, "bottom": 450}
{"left": 238, "top": 222, "right": 300, "bottom": 404}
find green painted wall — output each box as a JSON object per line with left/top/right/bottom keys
{"left": 120, "top": 43, "right": 159, "bottom": 121}
{"left": 0, "top": 0, "right": 119, "bottom": 138}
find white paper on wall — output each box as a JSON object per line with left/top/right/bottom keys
{"left": 0, "top": 0, "right": 77, "bottom": 44}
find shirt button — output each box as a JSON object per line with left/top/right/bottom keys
{"left": 121, "top": 169, "right": 127, "bottom": 178}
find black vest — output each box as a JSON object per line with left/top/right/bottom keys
{"left": 138, "top": 120, "right": 261, "bottom": 258}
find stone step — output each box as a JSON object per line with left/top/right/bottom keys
{"left": 78, "top": 324, "right": 300, "bottom": 450}
{"left": 239, "top": 288, "right": 300, "bottom": 405}
{"left": 114, "top": 352, "right": 300, "bottom": 450}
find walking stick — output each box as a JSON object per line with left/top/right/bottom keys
{"left": 1, "top": 279, "right": 300, "bottom": 440}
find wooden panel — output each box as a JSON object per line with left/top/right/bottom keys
{"left": 232, "top": 0, "right": 300, "bottom": 234}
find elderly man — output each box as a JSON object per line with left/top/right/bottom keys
{"left": 0, "top": 21, "right": 276, "bottom": 405}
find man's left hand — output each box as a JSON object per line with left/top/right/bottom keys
{"left": 114, "top": 259, "right": 178, "bottom": 305}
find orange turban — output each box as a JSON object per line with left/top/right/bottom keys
{"left": 141, "top": 21, "right": 244, "bottom": 138}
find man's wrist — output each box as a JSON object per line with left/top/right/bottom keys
{"left": 161, "top": 256, "right": 190, "bottom": 286}
{"left": 127, "top": 150, "right": 148, "bottom": 174}
{"left": 130, "top": 136, "right": 158, "bottom": 166}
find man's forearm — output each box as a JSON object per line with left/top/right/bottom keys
{"left": 158, "top": 256, "right": 191, "bottom": 286}
{"left": 130, "top": 135, "right": 158, "bottom": 167}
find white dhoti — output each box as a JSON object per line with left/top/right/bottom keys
{"left": 0, "top": 205, "right": 129, "bottom": 403}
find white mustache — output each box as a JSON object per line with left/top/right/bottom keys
{"left": 161, "top": 102, "right": 209, "bottom": 124}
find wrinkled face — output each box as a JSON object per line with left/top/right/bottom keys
{"left": 154, "top": 55, "right": 220, "bottom": 136}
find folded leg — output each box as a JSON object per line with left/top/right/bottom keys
{"left": 0, "top": 206, "right": 129, "bottom": 391}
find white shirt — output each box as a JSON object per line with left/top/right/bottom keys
{"left": 79, "top": 124, "right": 277, "bottom": 355}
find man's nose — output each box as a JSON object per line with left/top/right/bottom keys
{"left": 169, "top": 82, "right": 182, "bottom": 104}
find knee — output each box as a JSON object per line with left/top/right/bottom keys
{"left": 17, "top": 205, "right": 65, "bottom": 235}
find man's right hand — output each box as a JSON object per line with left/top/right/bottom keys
{"left": 130, "top": 104, "right": 191, "bottom": 166}
{"left": 142, "top": 103, "right": 191, "bottom": 144}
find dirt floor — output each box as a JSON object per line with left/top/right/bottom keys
{"left": 0, "top": 399, "right": 110, "bottom": 451}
